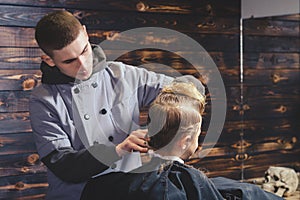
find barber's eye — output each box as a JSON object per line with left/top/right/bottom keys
{"left": 63, "top": 59, "right": 76, "bottom": 64}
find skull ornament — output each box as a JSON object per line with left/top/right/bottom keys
{"left": 262, "top": 166, "right": 299, "bottom": 197}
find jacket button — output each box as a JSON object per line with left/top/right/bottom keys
{"left": 74, "top": 88, "right": 80, "bottom": 94}
{"left": 108, "top": 136, "right": 114, "bottom": 142}
{"left": 100, "top": 108, "right": 107, "bottom": 115}
{"left": 84, "top": 114, "right": 90, "bottom": 120}
{"left": 91, "top": 82, "right": 98, "bottom": 88}
{"left": 110, "top": 163, "right": 117, "bottom": 169}
{"left": 93, "top": 141, "right": 99, "bottom": 145}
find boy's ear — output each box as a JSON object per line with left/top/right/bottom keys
{"left": 41, "top": 55, "right": 55, "bottom": 67}
{"left": 180, "top": 135, "right": 192, "bottom": 150}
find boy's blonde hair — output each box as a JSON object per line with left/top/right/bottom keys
{"left": 147, "top": 82, "right": 206, "bottom": 150}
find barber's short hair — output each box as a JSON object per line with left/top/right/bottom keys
{"left": 147, "top": 82, "right": 205, "bottom": 150}
{"left": 35, "top": 10, "right": 82, "bottom": 57}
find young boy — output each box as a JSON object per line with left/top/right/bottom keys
{"left": 81, "top": 82, "right": 283, "bottom": 200}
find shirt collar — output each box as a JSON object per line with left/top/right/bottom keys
{"left": 147, "top": 150, "right": 184, "bottom": 164}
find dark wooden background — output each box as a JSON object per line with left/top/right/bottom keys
{"left": 192, "top": 13, "right": 300, "bottom": 180}
{"left": 0, "top": 0, "right": 299, "bottom": 199}
{"left": 241, "top": 14, "right": 300, "bottom": 179}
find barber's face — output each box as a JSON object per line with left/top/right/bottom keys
{"left": 43, "top": 27, "right": 93, "bottom": 80}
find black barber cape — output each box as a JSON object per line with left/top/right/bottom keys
{"left": 81, "top": 157, "right": 224, "bottom": 200}
{"left": 81, "top": 156, "right": 283, "bottom": 200}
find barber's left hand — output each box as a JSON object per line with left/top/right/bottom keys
{"left": 115, "top": 129, "right": 149, "bottom": 157}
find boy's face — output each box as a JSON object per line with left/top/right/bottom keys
{"left": 181, "top": 122, "right": 202, "bottom": 160}
{"left": 42, "top": 27, "right": 93, "bottom": 80}
{"left": 189, "top": 124, "right": 201, "bottom": 155}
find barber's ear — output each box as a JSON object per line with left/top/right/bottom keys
{"left": 41, "top": 55, "right": 55, "bottom": 67}
{"left": 82, "top": 25, "right": 89, "bottom": 39}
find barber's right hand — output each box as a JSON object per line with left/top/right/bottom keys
{"left": 115, "top": 129, "right": 149, "bottom": 157}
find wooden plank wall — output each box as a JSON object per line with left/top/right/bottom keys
{"left": 0, "top": 0, "right": 240, "bottom": 199}
{"left": 192, "top": 14, "right": 300, "bottom": 181}
{"left": 4, "top": 0, "right": 298, "bottom": 199}
{"left": 241, "top": 14, "right": 300, "bottom": 179}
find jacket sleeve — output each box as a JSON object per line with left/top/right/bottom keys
{"left": 173, "top": 75, "right": 205, "bottom": 96}
{"left": 127, "top": 63, "right": 205, "bottom": 107}
{"left": 41, "top": 144, "right": 121, "bottom": 183}
{"left": 109, "top": 62, "right": 204, "bottom": 109}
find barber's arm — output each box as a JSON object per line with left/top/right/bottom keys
{"left": 124, "top": 63, "right": 204, "bottom": 107}
{"left": 174, "top": 75, "right": 205, "bottom": 96}
{"left": 41, "top": 129, "right": 148, "bottom": 184}
{"left": 41, "top": 144, "right": 120, "bottom": 183}
{"left": 30, "top": 92, "right": 149, "bottom": 184}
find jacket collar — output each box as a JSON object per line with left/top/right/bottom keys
{"left": 41, "top": 44, "right": 107, "bottom": 84}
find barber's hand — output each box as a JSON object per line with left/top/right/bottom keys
{"left": 116, "top": 129, "right": 149, "bottom": 157}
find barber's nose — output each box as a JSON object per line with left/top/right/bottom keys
{"left": 78, "top": 55, "right": 85, "bottom": 66}
{"left": 78, "top": 56, "right": 88, "bottom": 71}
